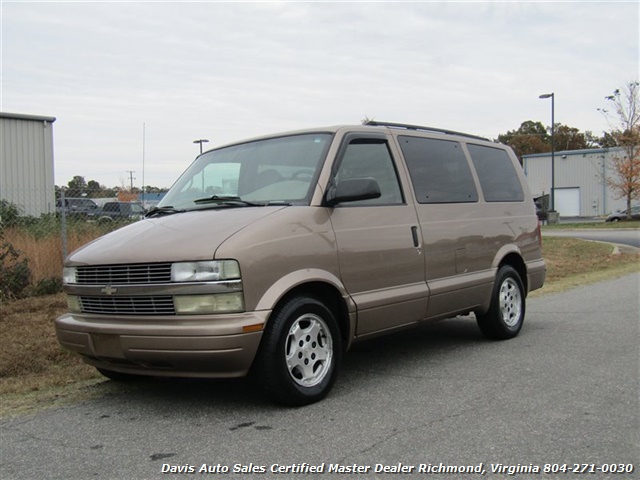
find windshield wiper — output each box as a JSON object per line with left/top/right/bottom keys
{"left": 193, "top": 195, "right": 263, "bottom": 207}
{"left": 145, "top": 206, "right": 186, "bottom": 218}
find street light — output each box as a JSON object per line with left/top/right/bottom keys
{"left": 539, "top": 93, "right": 555, "bottom": 211}
{"left": 193, "top": 139, "right": 209, "bottom": 154}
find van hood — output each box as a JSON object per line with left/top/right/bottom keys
{"left": 66, "top": 207, "right": 287, "bottom": 266}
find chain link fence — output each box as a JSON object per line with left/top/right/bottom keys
{"left": 1, "top": 190, "right": 133, "bottom": 301}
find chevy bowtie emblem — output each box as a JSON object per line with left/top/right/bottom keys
{"left": 101, "top": 285, "right": 118, "bottom": 295}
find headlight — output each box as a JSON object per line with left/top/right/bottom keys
{"left": 171, "top": 260, "right": 240, "bottom": 282}
{"left": 63, "top": 267, "right": 77, "bottom": 284}
{"left": 174, "top": 293, "right": 245, "bottom": 314}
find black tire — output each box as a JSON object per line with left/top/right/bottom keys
{"left": 96, "top": 367, "right": 140, "bottom": 382}
{"left": 255, "top": 296, "right": 342, "bottom": 406}
{"left": 476, "top": 265, "right": 525, "bottom": 340}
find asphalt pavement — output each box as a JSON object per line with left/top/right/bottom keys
{"left": 2, "top": 274, "right": 639, "bottom": 480}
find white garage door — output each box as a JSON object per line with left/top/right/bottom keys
{"left": 555, "top": 187, "right": 580, "bottom": 216}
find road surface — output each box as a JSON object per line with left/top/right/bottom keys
{"left": 2, "top": 274, "right": 639, "bottom": 480}
{"left": 544, "top": 228, "right": 640, "bottom": 249}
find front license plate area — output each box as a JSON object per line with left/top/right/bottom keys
{"left": 91, "top": 333, "right": 125, "bottom": 358}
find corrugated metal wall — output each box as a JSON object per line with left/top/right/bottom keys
{"left": 0, "top": 114, "right": 56, "bottom": 216}
{"left": 523, "top": 148, "right": 626, "bottom": 216}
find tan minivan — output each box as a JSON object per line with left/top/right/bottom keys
{"left": 56, "top": 121, "right": 545, "bottom": 405}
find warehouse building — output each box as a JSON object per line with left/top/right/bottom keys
{"left": 1, "top": 111, "right": 57, "bottom": 217}
{"left": 522, "top": 147, "right": 631, "bottom": 218}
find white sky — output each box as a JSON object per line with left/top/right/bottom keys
{"left": 1, "top": 0, "right": 638, "bottom": 189}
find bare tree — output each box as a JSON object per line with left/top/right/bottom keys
{"left": 599, "top": 81, "right": 640, "bottom": 219}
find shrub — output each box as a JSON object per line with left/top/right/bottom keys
{"left": 30, "top": 277, "right": 63, "bottom": 296}
{"left": 0, "top": 233, "right": 32, "bottom": 301}
{"left": 0, "top": 200, "right": 22, "bottom": 228}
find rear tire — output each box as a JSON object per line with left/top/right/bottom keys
{"left": 255, "top": 295, "right": 342, "bottom": 406}
{"left": 476, "top": 265, "right": 525, "bottom": 340}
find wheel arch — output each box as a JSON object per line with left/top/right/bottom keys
{"left": 496, "top": 251, "right": 528, "bottom": 295}
{"left": 255, "top": 271, "right": 356, "bottom": 350}
{"left": 280, "top": 283, "right": 352, "bottom": 350}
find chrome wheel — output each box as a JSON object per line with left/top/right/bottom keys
{"left": 499, "top": 277, "right": 522, "bottom": 327}
{"left": 285, "top": 313, "right": 333, "bottom": 388}
{"left": 256, "top": 295, "right": 342, "bottom": 405}
{"left": 476, "top": 265, "right": 526, "bottom": 340}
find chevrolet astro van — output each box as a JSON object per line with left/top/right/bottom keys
{"left": 56, "top": 121, "right": 546, "bottom": 406}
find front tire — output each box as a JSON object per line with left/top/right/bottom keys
{"left": 255, "top": 296, "right": 342, "bottom": 406}
{"left": 476, "top": 266, "right": 525, "bottom": 340}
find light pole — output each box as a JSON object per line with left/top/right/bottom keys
{"left": 539, "top": 93, "right": 555, "bottom": 211}
{"left": 193, "top": 139, "right": 209, "bottom": 154}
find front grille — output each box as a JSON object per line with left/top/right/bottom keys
{"left": 79, "top": 295, "right": 175, "bottom": 315}
{"left": 76, "top": 264, "right": 172, "bottom": 285}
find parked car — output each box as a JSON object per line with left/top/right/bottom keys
{"left": 535, "top": 201, "right": 548, "bottom": 222}
{"left": 98, "top": 202, "right": 145, "bottom": 222}
{"left": 605, "top": 206, "right": 640, "bottom": 222}
{"left": 55, "top": 197, "right": 99, "bottom": 218}
{"left": 56, "top": 121, "right": 546, "bottom": 406}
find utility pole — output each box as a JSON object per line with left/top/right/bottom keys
{"left": 126, "top": 170, "right": 136, "bottom": 190}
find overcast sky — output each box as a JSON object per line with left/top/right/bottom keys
{"left": 2, "top": 1, "right": 638, "bottom": 189}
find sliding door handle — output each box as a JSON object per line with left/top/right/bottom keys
{"left": 411, "top": 226, "right": 420, "bottom": 247}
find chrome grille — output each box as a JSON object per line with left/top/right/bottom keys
{"left": 79, "top": 295, "right": 175, "bottom": 315}
{"left": 76, "top": 264, "right": 172, "bottom": 285}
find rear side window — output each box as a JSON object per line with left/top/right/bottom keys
{"left": 467, "top": 144, "right": 524, "bottom": 202}
{"left": 398, "top": 136, "right": 478, "bottom": 204}
{"left": 131, "top": 203, "right": 145, "bottom": 214}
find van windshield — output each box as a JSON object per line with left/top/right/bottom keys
{"left": 159, "top": 133, "right": 333, "bottom": 210}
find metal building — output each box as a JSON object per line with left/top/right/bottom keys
{"left": 0, "top": 112, "right": 57, "bottom": 217}
{"left": 522, "top": 147, "right": 629, "bottom": 218}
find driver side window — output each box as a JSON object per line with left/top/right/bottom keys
{"left": 334, "top": 140, "right": 404, "bottom": 206}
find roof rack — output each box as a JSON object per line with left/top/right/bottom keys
{"left": 363, "top": 120, "right": 490, "bottom": 142}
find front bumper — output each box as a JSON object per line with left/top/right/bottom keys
{"left": 55, "top": 310, "right": 269, "bottom": 378}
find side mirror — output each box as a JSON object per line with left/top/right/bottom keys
{"left": 325, "top": 177, "right": 381, "bottom": 207}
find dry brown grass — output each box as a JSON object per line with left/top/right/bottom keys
{"left": 543, "top": 236, "right": 638, "bottom": 281}
{"left": 531, "top": 236, "right": 640, "bottom": 296}
{"left": 0, "top": 294, "right": 99, "bottom": 395}
{"left": 0, "top": 235, "right": 638, "bottom": 416}
{"left": 3, "top": 225, "right": 106, "bottom": 284}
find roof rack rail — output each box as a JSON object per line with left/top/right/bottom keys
{"left": 364, "top": 120, "right": 490, "bottom": 142}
